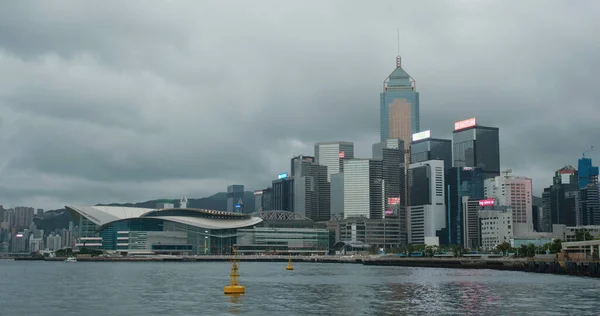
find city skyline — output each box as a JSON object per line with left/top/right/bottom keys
{"left": 0, "top": 1, "right": 599, "bottom": 209}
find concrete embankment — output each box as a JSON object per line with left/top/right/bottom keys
{"left": 41, "top": 255, "right": 363, "bottom": 264}
{"left": 362, "top": 257, "right": 528, "bottom": 271}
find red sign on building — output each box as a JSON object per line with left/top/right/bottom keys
{"left": 388, "top": 197, "right": 401, "bottom": 205}
{"left": 479, "top": 198, "right": 495, "bottom": 207}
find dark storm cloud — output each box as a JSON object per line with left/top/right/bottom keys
{"left": 0, "top": 0, "right": 599, "bottom": 209}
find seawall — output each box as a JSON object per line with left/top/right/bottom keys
{"left": 17, "top": 255, "right": 600, "bottom": 278}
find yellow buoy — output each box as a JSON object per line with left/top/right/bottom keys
{"left": 286, "top": 256, "right": 294, "bottom": 271}
{"left": 224, "top": 247, "right": 245, "bottom": 295}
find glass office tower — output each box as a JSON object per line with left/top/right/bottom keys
{"left": 452, "top": 119, "right": 500, "bottom": 180}
{"left": 380, "top": 55, "right": 419, "bottom": 149}
{"left": 446, "top": 166, "right": 484, "bottom": 245}
{"left": 411, "top": 137, "right": 452, "bottom": 171}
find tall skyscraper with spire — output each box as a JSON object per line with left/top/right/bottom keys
{"left": 380, "top": 55, "right": 420, "bottom": 149}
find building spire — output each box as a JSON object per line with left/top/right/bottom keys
{"left": 396, "top": 29, "right": 401, "bottom": 68}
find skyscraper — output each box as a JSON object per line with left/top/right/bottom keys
{"left": 411, "top": 130, "right": 452, "bottom": 172}
{"left": 452, "top": 118, "right": 500, "bottom": 180}
{"left": 272, "top": 178, "right": 294, "bottom": 212}
{"left": 314, "top": 141, "right": 354, "bottom": 181}
{"left": 226, "top": 185, "right": 245, "bottom": 213}
{"left": 578, "top": 157, "right": 599, "bottom": 189}
{"left": 484, "top": 173, "right": 533, "bottom": 236}
{"left": 291, "top": 155, "right": 315, "bottom": 177}
{"left": 380, "top": 55, "right": 419, "bottom": 148}
{"left": 330, "top": 173, "right": 344, "bottom": 219}
{"left": 254, "top": 190, "right": 264, "bottom": 212}
{"left": 292, "top": 155, "right": 329, "bottom": 221}
{"left": 372, "top": 138, "right": 405, "bottom": 218}
{"left": 445, "top": 166, "right": 484, "bottom": 245}
{"left": 408, "top": 160, "right": 446, "bottom": 245}
{"left": 580, "top": 183, "right": 600, "bottom": 225}
{"left": 543, "top": 166, "right": 579, "bottom": 227}
{"left": 342, "top": 159, "right": 383, "bottom": 219}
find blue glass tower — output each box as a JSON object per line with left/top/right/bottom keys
{"left": 578, "top": 157, "right": 599, "bottom": 189}
{"left": 380, "top": 55, "right": 420, "bottom": 146}
{"left": 445, "top": 166, "right": 484, "bottom": 246}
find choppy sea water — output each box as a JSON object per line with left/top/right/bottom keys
{"left": 1, "top": 260, "right": 599, "bottom": 316}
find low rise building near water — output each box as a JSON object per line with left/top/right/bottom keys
{"left": 67, "top": 205, "right": 263, "bottom": 255}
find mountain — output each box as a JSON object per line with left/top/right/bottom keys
{"left": 33, "top": 191, "right": 257, "bottom": 232}
{"left": 533, "top": 196, "right": 542, "bottom": 205}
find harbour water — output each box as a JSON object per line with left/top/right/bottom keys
{"left": 1, "top": 261, "right": 599, "bottom": 316}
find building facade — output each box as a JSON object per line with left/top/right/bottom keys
{"left": 452, "top": 118, "right": 500, "bottom": 180}
{"left": 226, "top": 185, "right": 245, "bottom": 213}
{"left": 272, "top": 178, "right": 294, "bottom": 212}
{"left": 330, "top": 173, "right": 344, "bottom": 219}
{"left": 314, "top": 141, "right": 354, "bottom": 182}
{"left": 342, "top": 159, "right": 384, "bottom": 219}
{"left": 380, "top": 55, "right": 419, "bottom": 149}
{"left": 446, "top": 166, "right": 485, "bottom": 245}
{"left": 67, "top": 205, "right": 263, "bottom": 255}
{"left": 484, "top": 174, "right": 533, "bottom": 236}
{"left": 254, "top": 190, "right": 264, "bottom": 212}
{"left": 327, "top": 217, "right": 404, "bottom": 250}
{"left": 373, "top": 138, "right": 405, "bottom": 218}
{"left": 408, "top": 160, "right": 446, "bottom": 245}
{"left": 480, "top": 208, "right": 513, "bottom": 250}
{"left": 411, "top": 132, "right": 452, "bottom": 172}
{"left": 580, "top": 183, "right": 600, "bottom": 226}
{"left": 578, "top": 157, "right": 599, "bottom": 189}
{"left": 235, "top": 227, "right": 330, "bottom": 255}
{"left": 292, "top": 155, "right": 330, "bottom": 222}
{"left": 542, "top": 166, "right": 579, "bottom": 228}
{"left": 462, "top": 197, "right": 480, "bottom": 249}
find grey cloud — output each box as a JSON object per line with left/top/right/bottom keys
{"left": 1, "top": 0, "right": 600, "bottom": 209}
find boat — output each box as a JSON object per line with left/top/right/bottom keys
{"left": 64, "top": 257, "right": 77, "bottom": 263}
{"left": 286, "top": 256, "right": 294, "bottom": 270}
{"left": 224, "top": 248, "right": 245, "bottom": 295}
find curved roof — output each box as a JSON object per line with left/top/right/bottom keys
{"left": 66, "top": 205, "right": 262, "bottom": 230}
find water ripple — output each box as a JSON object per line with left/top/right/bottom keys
{"left": 1, "top": 261, "right": 599, "bottom": 316}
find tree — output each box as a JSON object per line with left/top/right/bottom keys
{"left": 549, "top": 239, "right": 562, "bottom": 254}
{"left": 575, "top": 229, "right": 594, "bottom": 241}
{"left": 406, "top": 244, "right": 415, "bottom": 255}
{"left": 451, "top": 244, "right": 463, "bottom": 257}
{"left": 527, "top": 243, "right": 537, "bottom": 257}
{"left": 424, "top": 246, "right": 435, "bottom": 257}
{"left": 496, "top": 241, "right": 511, "bottom": 254}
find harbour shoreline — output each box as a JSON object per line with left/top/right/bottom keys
{"left": 12, "top": 255, "right": 600, "bottom": 278}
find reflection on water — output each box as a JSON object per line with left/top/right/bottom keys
{"left": 226, "top": 294, "right": 243, "bottom": 314}
{"left": 1, "top": 261, "right": 599, "bottom": 316}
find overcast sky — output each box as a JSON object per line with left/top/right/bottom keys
{"left": 1, "top": 1, "right": 599, "bottom": 210}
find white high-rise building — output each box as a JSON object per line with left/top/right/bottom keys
{"left": 407, "top": 160, "right": 446, "bottom": 245}
{"left": 342, "top": 159, "right": 383, "bottom": 219}
{"left": 479, "top": 209, "right": 513, "bottom": 250}
{"left": 46, "top": 234, "right": 62, "bottom": 251}
{"left": 314, "top": 141, "right": 354, "bottom": 182}
{"left": 484, "top": 172, "right": 533, "bottom": 236}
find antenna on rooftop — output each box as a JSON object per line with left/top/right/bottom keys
{"left": 396, "top": 29, "right": 401, "bottom": 68}
{"left": 397, "top": 29, "right": 400, "bottom": 56}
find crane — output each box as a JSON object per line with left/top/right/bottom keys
{"left": 583, "top": 146, "right": 594, "bottom": 158}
